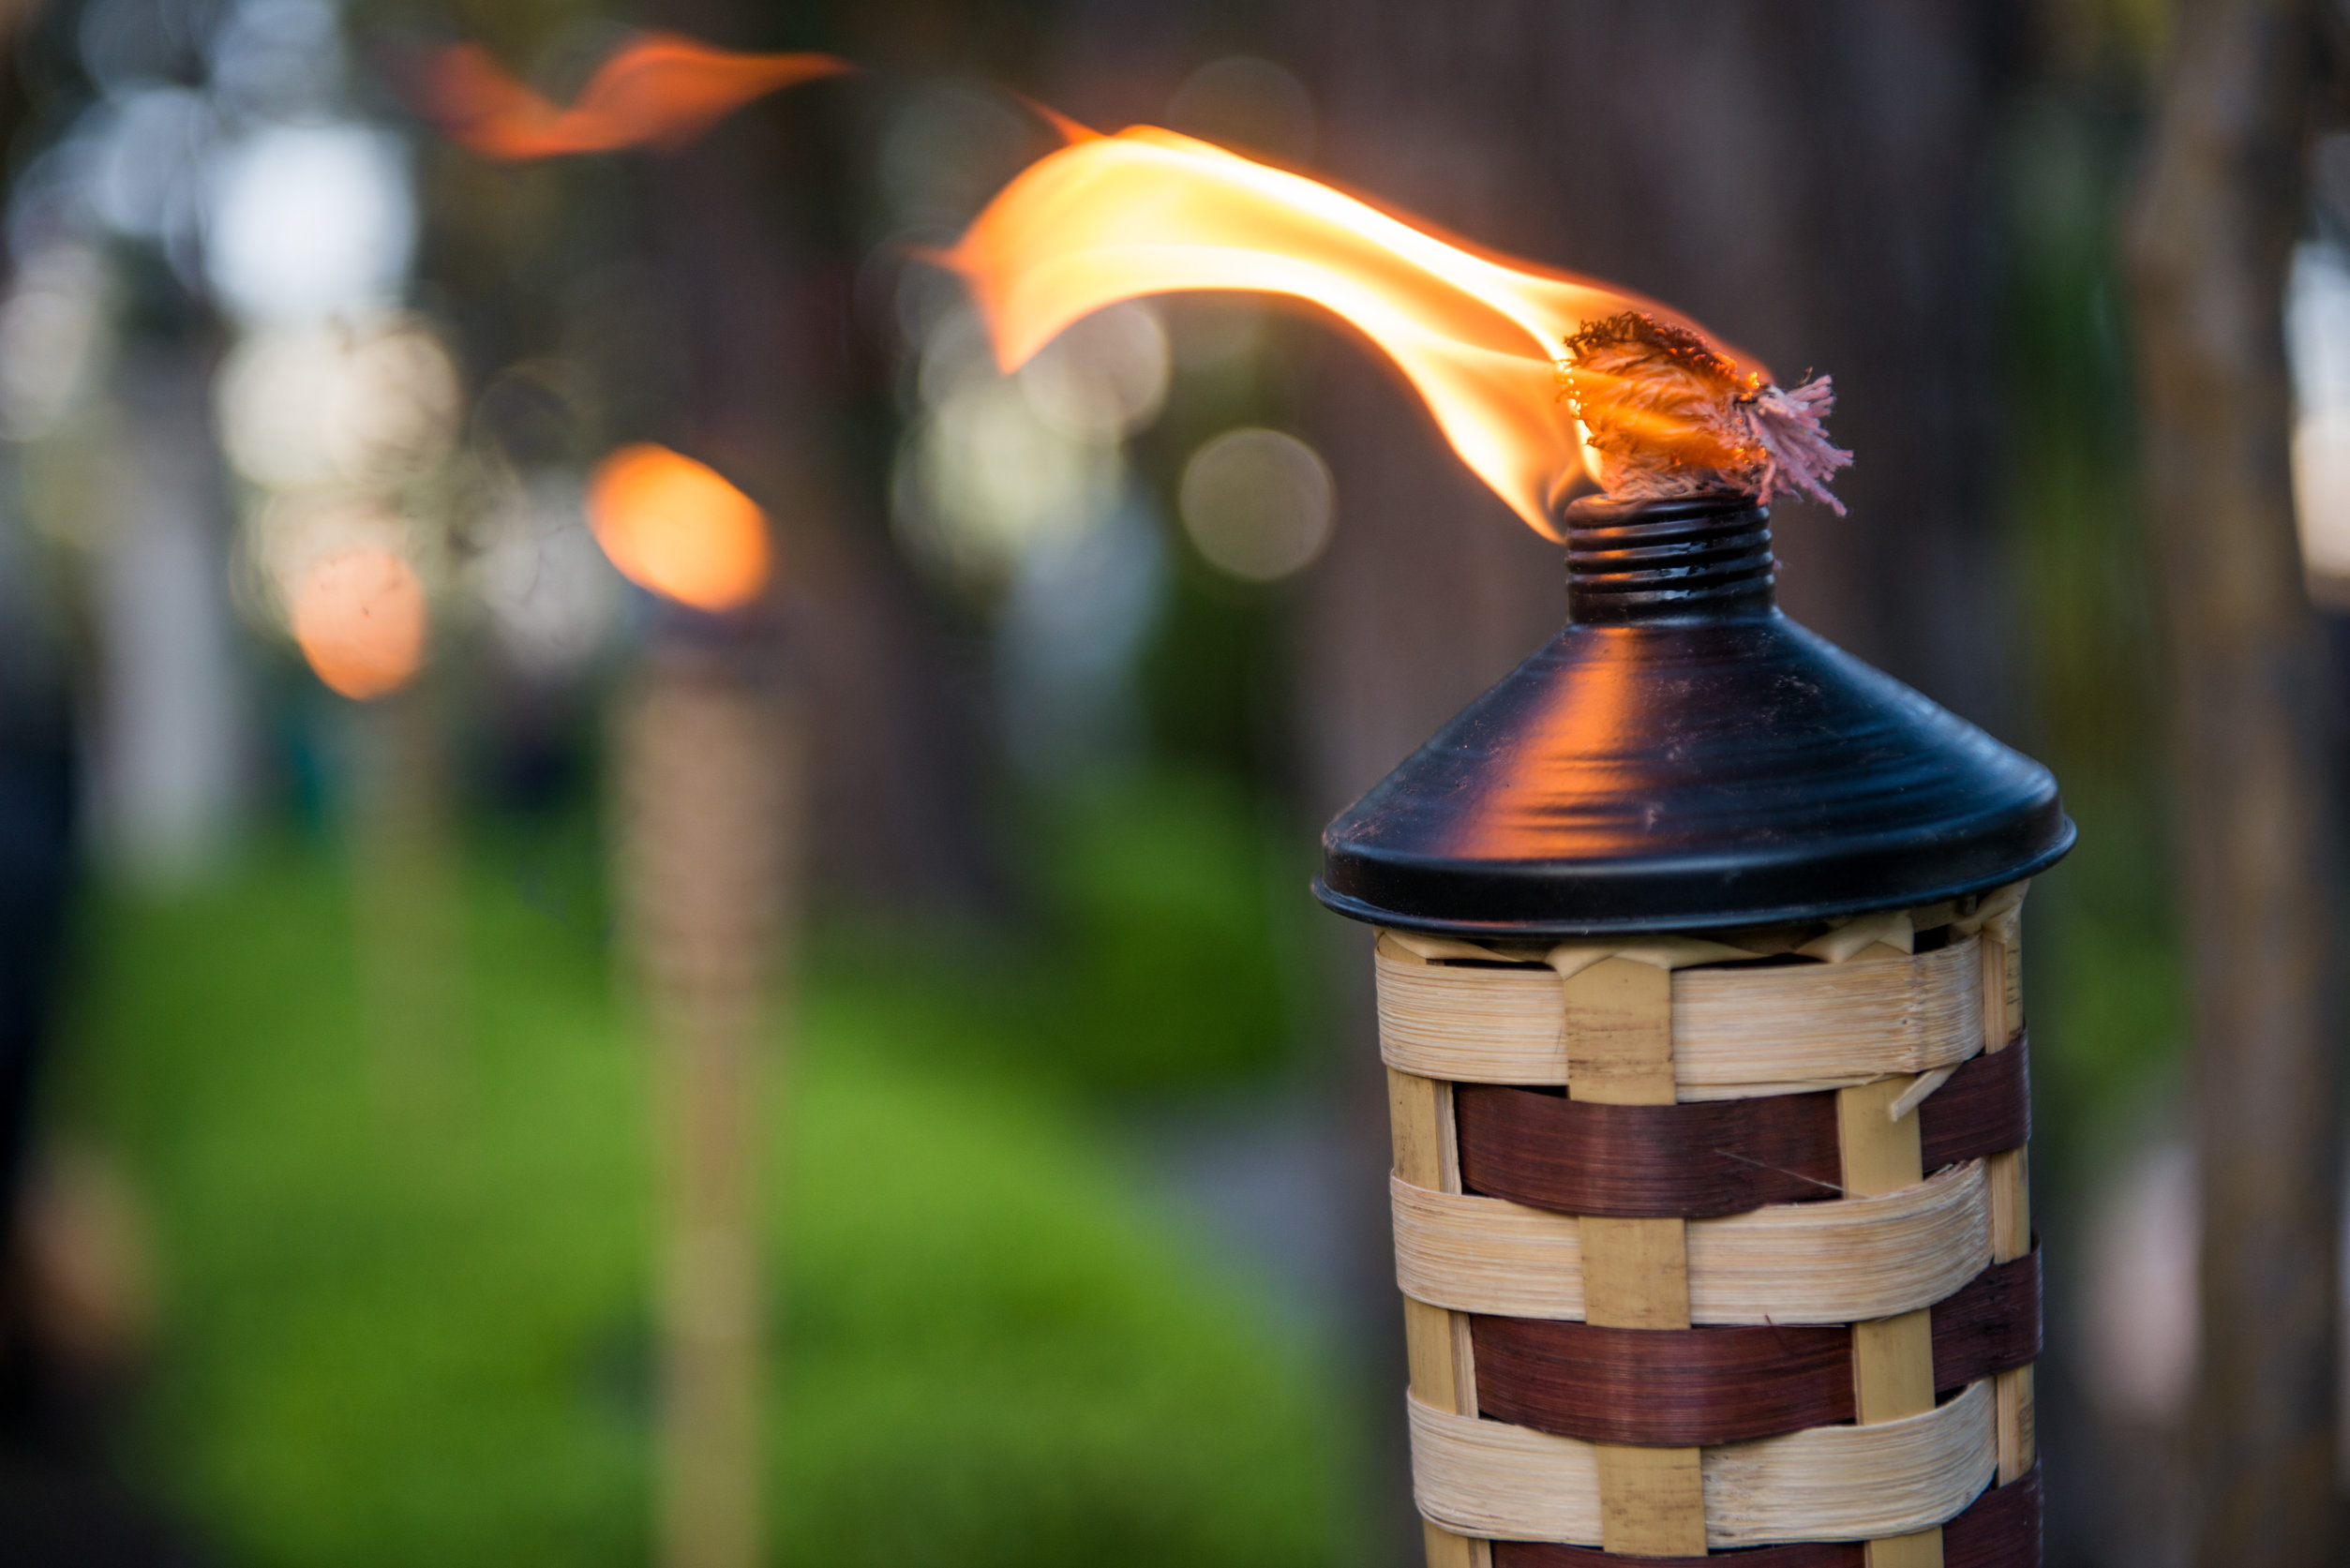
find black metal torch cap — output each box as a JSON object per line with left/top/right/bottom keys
{"left": 1314, "top": 493, "right": 2074, "bottom": 935}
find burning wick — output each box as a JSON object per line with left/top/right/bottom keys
{"left": 414, "top": 33, "right": 850, "bottom": 160}
{"left": 1562, "top": 312, "right": 1850, "bottom": 514}
{"left": 942, "top": 122, "right": 1851, "bottom": 531}
{"left": 587, "top": 442, "right": 773, "bottom": 613}
{"left": 292, "top": 546, "right": 429, "bottom": 700}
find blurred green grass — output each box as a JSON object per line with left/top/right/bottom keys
{"left": 51, "top": 774, "right": 1359, "bottom": 1567}
{"left": 1998, "top": 94, "right": 2188, "bottom": 1186}
{"left": 811, "top": 769, "right": 1322, "bottom": 1095}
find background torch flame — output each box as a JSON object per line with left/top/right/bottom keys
{"left": 587, "top": 442, "right": 772, "bottom": 614}
{"left": 940, "top": 126, "right": 1768, "bottom": 541}
{"left": 292, "top": 546, "right": 429, "bottom": 700}
{"left": 416, "top": 34, "right": 849, "bottom": 161}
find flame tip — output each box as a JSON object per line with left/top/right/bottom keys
{"left": 1007, "top": 91, "right": 1100, "bottom": 145}
{"left": 415, "top": 34, "right": 853, "bottom": 161}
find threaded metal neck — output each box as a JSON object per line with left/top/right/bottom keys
{"left": 1562, "top": 492, "right": 1776, "bottom": 622}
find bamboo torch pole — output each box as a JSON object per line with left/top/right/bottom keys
{"left": 591, "top": 444, "right": 793, "bottom": 1568}
{"left": 287, "top": 544, "right": 460, "bottom": 1119}
{"left": 347, "top": 681, "right": 465, "bottom": 1118}
{"left": 619, "top": 648, "right": 795, "bottom": 1568}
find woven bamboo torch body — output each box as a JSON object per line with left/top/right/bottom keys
{"left": 1317, "top": 494, "right": 2073, "bottom": 1566}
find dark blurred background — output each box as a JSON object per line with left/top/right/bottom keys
{"left": 0, "top": 0, "right": 2336, "bottom": 1564}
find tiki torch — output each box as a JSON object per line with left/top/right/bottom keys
{"left": 1324, "top": 497, "right": 2064, "bottom": 1565}
{"left": 284, "top": 532, "right": 465, "bottom": 1113}
{"left": 412, "top": 44, "right": 849, "bottom": 1568}
{"left": 945, "top": 124, "right": 2073, "bottom": 1563}
{"left": 589, "top": 442, "right": 795, "bottom": 1568}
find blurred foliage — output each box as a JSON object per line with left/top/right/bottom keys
{"left": 2029, "top": 0, "right": 2174, "bottom": 90}
{"left": 1136, "top": 572, "right": 1286, "bottom": 795}
{"left": 1126, "top": 316, "right": 1330, "bottom": 796}
{"left": 1998, "top": 58, "right": 2185, "bottom": 1175}
{"left": 52, "top": 833, "right": 1357, "bottom": 1567}
{"left": 816, "top": 766, "right": 1320, "bottom": 1094}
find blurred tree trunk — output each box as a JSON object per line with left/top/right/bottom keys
{"left": 2125, "top": 3, "right": 2343, "bottom": 1565}
{"left": 1275, "top": 6, "right": 2016, "bottom": 1559}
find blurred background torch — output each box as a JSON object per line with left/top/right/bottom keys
{"left": 418, "top": 36, "right": 842, "bottom": 1568}
{"left": 214, "top": 210, "right": 467, "bottom": 1111}
{"left": 589, "top": 439, "right": 794, "bottom": 1568}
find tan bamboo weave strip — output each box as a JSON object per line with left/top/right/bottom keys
{"left": 1392, "top": 1162, "right": 1992, "bottom": 1324}
{"left": 1374, "top": 935, "right": 1984, "bottom": 1096}
{"left": 1559, "top": 957, "right": 1707, "bottom": 1553}
{"left": 1389, "top": 1068, "right": 1494, "bottom": 1568}
{"left": 1836, "top": 940, "right": 1947, "bottom": 1568}
{"left": 1407, "top": 1380, "right": 1998, "bottom": 1548}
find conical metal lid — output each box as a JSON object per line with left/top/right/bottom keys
{"left": 1314, "top": 494, "right": 2073, "bottom": 935}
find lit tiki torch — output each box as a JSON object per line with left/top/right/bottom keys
{"left": 413, "top": 43, "right": 846, "bottom": 1568}
{"left": 947, "top": 125, "right": 2072, "bottom": 1563}
{"left": 283, "top": 530, "right": 465, "bottom": 1113}
{"left": 588, "top": 442, "right": 795, "bottom": 1568}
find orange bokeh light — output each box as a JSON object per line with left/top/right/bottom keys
{"left": 417, "top": 34, "right": 849, "bottom": 161}
{"left": 587, "top": 443, "right": 772, "bottom": 613}
{"left": 292, "top": 547, "right": 429, "bottom": 700}
{"left": 942, "top": 125, "right": 1767, "bottom": 541}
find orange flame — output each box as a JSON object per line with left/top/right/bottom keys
{"left": 942, "top": 126, "right": 1767, "bottom": 540}
{"left": 587, "top": 443, "right": 772, "bottom": 613}
{"left": 418, "top": 33, "right": 850, "bottom": 160}
{"left": 292, "top": 547, "right": 428, "bottom": 700}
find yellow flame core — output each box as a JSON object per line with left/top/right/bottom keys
{"left": 942, "top": 127, "right": 1766, "bottom": 539}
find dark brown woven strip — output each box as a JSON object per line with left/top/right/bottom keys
{"left": 1474, "top": 1316, "right": 1849, "bottom": 1446}
{"left": 1920, "top": 1034, "right": 2030, "bottom": 1172}
{"left": 1491, "top": 1539, "right": 1857, "bottom": 1567}
{"left": 1483, "top": 1462, "right": 2040, "bottom": 1567}
{"left": 1457, "top": 1036, "right": 2028, "bottom": 1220}
{"left": 1455, "top": 1083, "right": 1839, "bottom": 1219}
{"left": 1472, "top": 1249, "right": 2041, "bottom": 1446}
{"left": 1943, "top": 1462, "right": 2043, "bottom": 1568}
{"left": 1931, "top": 1246, "right": 2043, "bottom": 1394}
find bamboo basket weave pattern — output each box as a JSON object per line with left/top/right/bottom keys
{"left": 1379, "top": 889, "right": 2041, "bottom": 1567}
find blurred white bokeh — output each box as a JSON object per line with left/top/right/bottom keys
{"left": 89, "top": 86, "right": 214, "bottom": 243}
{"left": 2081, "top": 1141, "right": 2198, "bottom": 1426}
{"left": 2287, "top": 237, "right": 2350, "bottom": 594}
{"left": 1017, "top": 303, "right": 1171, "bottom": 441}
{"left": 246, "top": 488, "right": 412, "bottom": 615}
{"left": 892, "top": 303, "right": 1165, "bottom": 590}
{"left": 216, "top": 317, "right": 459, "bottom": 492}
{"left": 468, "top": 472, "right": 622, "bottom": 679}
{"left": 0, "top": 242, "right": 113, "bottom": 441}
{"left": 205, "top": 122, "right": 414, "bottom": 327}
{"left": 1177, "top": 427, "right": 1335, "bottom": 583}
